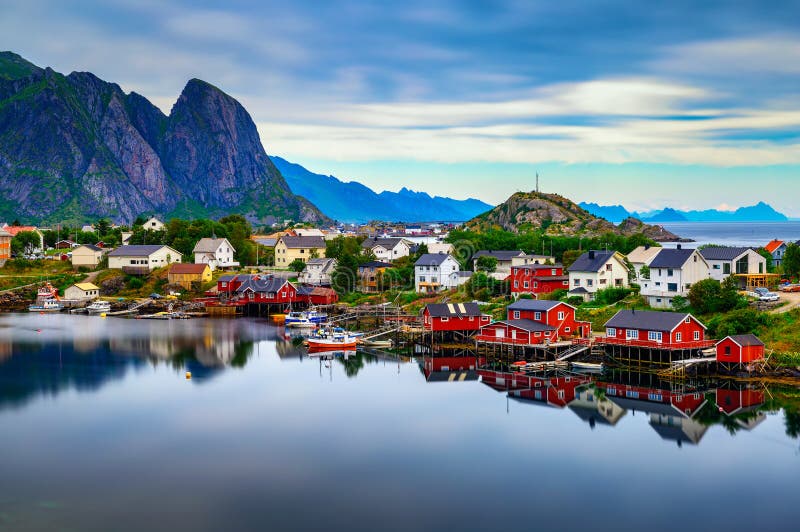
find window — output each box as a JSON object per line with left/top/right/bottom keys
{"left": 667, "top": 283, "right": 678, "bottom": 292}
{"left": 648, "top": 393, "right": 663, "bottom": 401}
{"left": 626, "top": 390, "right": 639, "bottom": 399}
{"left": 557, "top": 311, "right": 565, "bottom": 320}
{"left": 551, "top": 269, "right": 557, "bottom": 275}
{"left": 685, "top": 317, "right": 690, "bottom": 323}
{"left": 723, "top": 263, "right": 731, "bottom": 274}
{"left": 513, "top": 311, "right": 520, "bottom": 319}
{"left": 565, "top": 327, "right": 571, "bottom": 333}
{"left": 523, "top": 281, "right": 529, "bottom": 288}
{"left": 600, "top": 278, "right": 607, "bottom": 285}
{"left": 667, "top": 269, "right": 674, "bottom": 276}
{"left": 534, "top": 332, "right": 541, "bottom": 337}
{"left": 607, "top": 387, "right": 617, "bottom": 396}
{"left": 441, "top": 317, "right": 449, "bottom": 322}
{"left": 713, "top": 264, "right": 720, "bottom": 270}
{"left": 615, "top": 279, "right": 623, "bottom": 286}
{"left": 573, "top": 279, "right": 580, "bottom": 286}
{"left": 648, "top": 331, "right": 663, "bottom": 342}
{"left": 514, "top": 281, "right": 519, "bottom": 288}
{"left": 626, "top": 329, "right": 638, "bottom": 340}
{"left": 676, "top": 332, "right": 682, "bottom": 342}
{"left": 533, "top": 282, "right": 538, "bottom": 288}
{"left": 724, "top": 345, "right": 731, "bottom": 355}
{"left": 534, "top": 312, "right": 541, "bottom": 320}
{"left": 606, "top": 264, "right": 612, "bottom": 271}
{"left": 694, "top": 331, "right": 700, "bottom": 340}
{"left": 607, "top": 328, "right": 616, "bottom": 337}
{"left": 587, "top": 279, "right": 593, "bottom": 287}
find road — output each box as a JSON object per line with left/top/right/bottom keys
{"left": 771, "top": 291, "right": 800, "bottom": 314}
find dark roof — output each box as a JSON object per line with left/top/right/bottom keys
{"left": 725, "top": 334, "right": 764, "bottom": 347}
{"left": 217, "top": 274, "right": 288, "bottom": 293}
{"left": 473, "top": 250, "right": 525, "bottom": 261}
{"left": 649, "top": 248, "right": 696, "bottom": 269}
{"left": 605, "top": 309, "right": 704, "bottom": 332}
{"left": 569, "top": 287, "right": 589, "bottom": 294}
{"left": 649, "top": 421, "right": 705, "bottom": 445}
{"left": 424, "top": 302, "right": 482, "bottom": 318}
{"left": 567, "top": 250, "right": 617, "bottom": 272}
{"left": 361, "top": 237, "right": 408, "bottom": 249}
{"left": 508, "top": 299, "right": 562, "bottom": 312}
{"left": 415, "top": 253, "right": 454, "bottom": 266}
{"left": 515, "top": 263, "right": 563, "bottom": 270}
{"left": 425, "top": 371, "right": 479, "bottom": 382}
{"left": 279, "top": 236, "right": 325, "bottom": 249}
{"left": 359, "top": 261, "right": 393, "bottom": 269}
{"left": 492, "top": 319, "right": 555, "bottom": 332}
{"left": 169, "top": 263, "right": 209, "bottom": 274}
{"left": 607, "top": 396, "right": 683, "bottom": 418}
{"left": 699, "top": 246, "right": 752, "bottom": 261}
{"left": 76, "top": 244, "right": 103, "bottom": 252}
{"left": 108, "top": 245, "right": 174, "bottom": 257}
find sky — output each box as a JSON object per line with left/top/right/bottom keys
{"left": 2, "top": 0, "right": 800, "bottom": 215}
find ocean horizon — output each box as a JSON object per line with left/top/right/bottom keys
{"left": 658, "top": 220, "right": 800, "bottom": 248}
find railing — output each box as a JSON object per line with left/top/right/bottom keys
{"left": 597, "top": 336, "right": 715, "bottom": 350}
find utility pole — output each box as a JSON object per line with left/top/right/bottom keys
{"left": 536, "top": 172, "right": 539, "bottom": 193}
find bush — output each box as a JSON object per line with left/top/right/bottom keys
{"left": 594, "top": 286, "right": 631, "bottom": 305}
{"left": 688, "top": 277, "right": 744, "bottom": 314}
{"left": 127, "top": 277, "right": 144, "bottom": 290}
{"left": 565, "top": 296, "right": 585, "bottom": 306}
{"left": 706, "top": 308, "right": 772, "bottom": 338}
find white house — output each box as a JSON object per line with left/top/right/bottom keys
{"left": 472, "top": 250, "right": 553, "bottom": 279}
{"left": 428, "top": 242, "right": 454, "bottom": 255}
{"left": 294, "top": 228, "right": 325, "bottom": 237}
{"left": 361, "top": 237, "right": 414, "bottom": 262}
{"left": 414, "top": 253, "right": 460, "bottom": 293}
{"left": 627, "top": 245, "right": 662, "bottom": 279}
{"left": 765, "top": 240, "right": 787, "bottom": 269}
{"left": 639, "top": 247, "right": 710, "bottom": 308}
{"left": 71, "top": 244, "right": 105, "bottom": 268}
{"left": 567, "top": 250, "right": 630, "bottom": 301}
{"left": 298, "top": 258, "right": 337, "bottom": 286}
{"left": 192, "top": 237, "right": 238, "bottom": 271}
{"left": 108, "top": 244, "right": 181, "bottom": 273}
{"left": 121, "top": 231, "right": 133, "bottom": 246}
{"left": 143, "top": 217, "right": 165, "bottom": 231}
{"left": 699, "top": 247, "right": 767, "bottom": 282}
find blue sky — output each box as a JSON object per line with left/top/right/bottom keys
{"left": 2, "top": 0, "right": 800, "bottom": 214}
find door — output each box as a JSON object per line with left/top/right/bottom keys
{"left": 495, "top": 328, "right": 505, "bottom": 339}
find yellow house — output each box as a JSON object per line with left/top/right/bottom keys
{"left": 274, "top": 236, "right": 326, "bottom": 267}
{"left": 71, "top": 244, "right": 104, "bottom": 268}
{"left": 167, "top": 263, "right": 212, "bottom": 290}
{"left": 65, "top": 282, "right": 100, "bottom": 301}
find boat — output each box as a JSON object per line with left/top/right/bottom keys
{"left": 307, "top": 334, "right": 359, "bottom": 350}
{"left": 285, "top": 310, "right": 328, "bottom": 327}
{"left": 28, "top": 298, "right": 63, "bottom": 312}
{"left": 359, "top": 339, "right": 394, "bottom": 348}
{"left": 86, "top": 300, "right": 112, "bottom": 314}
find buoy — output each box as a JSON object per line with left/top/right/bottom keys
{"left": 36, "top": 329, "right": 41, "bottom": 333}
{"left": 100, "top": 312, "right": 107, "bottom": 318}
{"left": 185, "top": 372, "right": 192, "bottom": 380}
{"left": 718, "top": 406, "right": 723, "bottom": 412}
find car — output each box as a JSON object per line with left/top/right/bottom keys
{"left": 753, "top": 287, "right": 779, "bottom": 302}
{"left": 149, "top": 293, "right": 163, "bottom": 299}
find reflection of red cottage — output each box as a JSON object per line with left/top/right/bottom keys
{"left": 715, "top": 386, "right": 765, "bottom": 415}
{"left": 422, "top": 356, "right": 486, "bottom": 381}
{"left": 510, "top": 264, "right": 569, "bottom": 297}
{"left": 509, "top": 375, "right": 588, "bottom": 408}
{"left": 716, "top": 334, "right": 765, "bottom": 364}
{"left": 422, "top": 303, "right": 491, "bottom": 332}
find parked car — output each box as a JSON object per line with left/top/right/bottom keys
{"left": 753, "top": 287, "right": 780, "bottom": 302}
{"left": 149, "top": 293, "right": 163, "bottom": 300}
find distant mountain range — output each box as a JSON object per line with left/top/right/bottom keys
{"left": 272, "top": 156, "right": 493, "bottom": 223}
{"left": 579, "top": 202, "right": 789, "bottom": 223}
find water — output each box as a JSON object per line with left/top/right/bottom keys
{"left": 659, "top": 221, "right": 800, "bottom": 248}
{"left": 0, "top": 314, "right": 798, "bottom": 531}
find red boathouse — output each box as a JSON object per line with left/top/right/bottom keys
{"left": 716, "top": 334, "right": 765, "bottom": 365}
{"left": 422, "top": 303, "right": 491, "bottom": 332}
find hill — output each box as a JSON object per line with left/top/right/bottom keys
{"left": 467, "top": 191, "right": 687, "bottom": 241}
{"left": 272, "top": 156, "right": 492, "bottom": 223}
{"left": 0, "top": 51, "right": 327, "bottom": 225}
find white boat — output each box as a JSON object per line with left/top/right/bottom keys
{"left": 28, "top": 298, "right": 63, "bottom": 312}
{"left": 307, "top": 335, "right": 359, "bottom": 350}
{"left": 285, "top": 310, "right": 328, "bottom": 327}
{"left": 86, "top": 301, "right": 112, "bottom": 314}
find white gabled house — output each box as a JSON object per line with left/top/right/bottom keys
{"left": 639, "top": 247, "right": 710, "bottom": 308}
{"left": 699, "top": 246, "right": 767, "bottom": 282}
{"left": 107, "top": 244, "right": 181, "bottom": 274}
{"left": 414, "top": 253, "right": 460, "bottom": 293}
{"left": 567, "top": 250, "right": 630, "bottom": 301}
{"left": 192, "top": 237, "right": 239, "bottom": 271}
{"left": 361, "top": 237, "right": 414, "bottom": 262}
{"left": 627, "top": 245, "right": 662, "bottom": 279}
{"left": 298, "top": 258, "right": 337, "bottom": 286}
{"left": 143, "top": 217, "right": 165, "bottom": 231}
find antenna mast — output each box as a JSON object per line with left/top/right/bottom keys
{"left": 536, "top": 172, "right": 540, "bottom": 193}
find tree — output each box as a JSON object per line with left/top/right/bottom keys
{"left": 332, "top": 252, "right": 360, "bottom": 293}
{"left": 688, "top": 279, "right": 722, "bottom": 314}
{"left": 562, "top": 249, "right": 583, "bottom": 269}
{"left": 288, "top": 259, "right": 306, "bottom": 273}
{"left": 475, "top": 256, "right": 498, "bottom": 273}
{"left": 757, "top": 248, "right": 774, "bottom": 273}
{"left": 95, "top": 218, "right": 111, "bottom": 237}
{"left": 10, "top": 231, "right": 40, "bottom": 255}
{"left": 784, "top": 243, "right": 800, "bottom": 279}
{"left": 671, "top": 295, "right": 689, "bottom": 312}
{"left": 639, "top": 264, "right": 651, "bottom": 280}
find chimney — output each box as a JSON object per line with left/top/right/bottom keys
{"left": 677, "top": 244, "right": 682, "bottom": 250}
{"left": 589, "top": 250, "right": 595, "bottom": 260}
{"left": 644, "top": 244, "right": 650, "bottom": 250}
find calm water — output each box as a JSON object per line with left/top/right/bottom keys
{"left": 659, "top": 221, "right": 800, "bottom": 248}
{"left": 0, "top": 314, "right": 798, "bottom": 531}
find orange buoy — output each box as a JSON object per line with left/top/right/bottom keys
{"left": 185, "top": 372, "right": 192, "bottom": 380}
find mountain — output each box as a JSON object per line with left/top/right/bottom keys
{"left": 467, "top": 191, "right": 686, "bottom": 241}
{"left": 272, "top": 156, "right": 492, "bottom": 223}
{"left": 581, "top": 201, "right": 788, "bottom": 223}
{"left": 0, "top": 51, "right": 327, "bottom": 225}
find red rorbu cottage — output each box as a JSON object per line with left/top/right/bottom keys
{"left": 601, "top": 310, "right": 712, "bottom": 350}
{"left": 422, "top": 303, "right": 491, "bottom": 333}
{"left": 715, "top": 384, "right": 765, "bottom": 416}
{"left": 715, "top": 334, "right": 765, "bottom": 365}
{"left": 475, "top": 300, "right": 590, "bottom": 346}
{"left": 510, "top": 264, "right": 569, "bottom": 297}
{"left": 216, "top": 274, "right": 298, "bottom": 306}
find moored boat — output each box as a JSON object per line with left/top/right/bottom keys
{"left": 307, "top": 333, "right": 358, "bottom": 350}
{"left": 285, "top": 310, "right": 327, "bottom": 327}
{"left": 28, "top": 298, "right": 63, "bottom": 312}
{"left": 86, "top": 300, "right": 112, "bottom": 314}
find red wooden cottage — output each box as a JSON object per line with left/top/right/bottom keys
{"left": 216, "top": 274, "right": 298, "bottom": 305}
{"left": 601, "top": 310, "right": 712, "bottom": 350}
{"left": 422, "top": 303, "right": 491, "bottom": 332}
{"left": 297, "top": 285, "right": 339, "bottom": 305}
{"left": 506, "top": 299, "right": 590, "bottom": 338}
{"left": 475, "top": 319, "right": 559, "bottom": 345}
{"left": 715, "top": 334, "right": 765, "bottom": 364}
{"left": 510, "top": 264, "right": 569, "bottom": 297}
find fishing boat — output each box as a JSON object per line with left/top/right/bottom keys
{"left": 285, "top": 310, "right": 328, "bottom": 327}
{"left": 86, "top": 300, "right": 112, "bottom": 314}
{"left": 28, "top": 298, "right": 63, "bottom": 312}
{"left": 307, "top": 334, "right": 359, "bottom": 350}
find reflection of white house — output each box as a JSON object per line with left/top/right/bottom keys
{"left": 192, "top": 237, "right": 238, "bottom": 271}
{"left": 699, "top": 247, "right": 766, "bottom": 281}
{"left": 639, "top": 248, "right": 710, "bottom": 308}
{"left": 568, "top": 387, "right": 627, "bottom": 427}
{"left": 299, "top": 258, "right": 337, "bottom": 286}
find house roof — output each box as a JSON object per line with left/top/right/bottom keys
{"left": 73, "top": 282, "right": 99, "bottom": 291}
{"left": 170, "top": 263, "right": 209, "bottom": 274}
{"left": 3, "top": 226, "right": 40, "bottom": 236}
{"left": 569, "top": 287, "right": 589, "bottom": 294}
{"left": 515, "top": 263, "right": 563, "bottom": 270}
{"left": 415, "top": 253, "right": 454, "bottom": 266}
{"left": 605, "top": 309, "right": 705, "bottom": 332}
{"left": 424, "top": 302, "right": 482, "bottom": 318}
{"left": 493, "top": 319, "right": 555, "bottom": 332}
{"left": 75, "top": 244, "right": 103, "bottom": 252}
{"left": 0, "top": 228, "right": 11, "bottom": 237}
{"left": 699, "top": 246, "right": 752, "bottom": 261}
{"left": 473, "top": 250, "right": 526, "bottom": 261}
{"left": 217, "top": 274, "right": 289, "bottom": 293}
{"left": 359, "top": 260, "right": 393, "bottom": 269}
{"left": 108, "top": 245, "right": 177, "bottom": 257}
{"left": 721, "top": 334, "right": 765, "bottom": 348}
{"left": 508, "top": 299, "right": 565, "bottom": 312}
{"left": 567, "top": 250, "right": 620, "bottom": 272}
{"left": 279, "top": 236, "right": 326, "bottom": 249}
{"left": 627, "top": 245, "right": 662, "bottom": 265}
{"left": 361, "top": 237, "right": 409, "bottom": 249}
{"left": 192, "top": 237, "right": 232, "bottom": 253}
{"left": 305, "top": 257, "right": 336, "bottom": 267}
{"left": 764, "top": 240, "right": 785, "bottom": 253}
{"left": 252, "top": 237, "right": 278, "bottom": 247}
{"left": 649, "top": 248, "right": 696, "bottom": 269}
